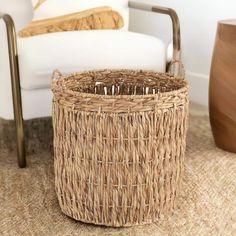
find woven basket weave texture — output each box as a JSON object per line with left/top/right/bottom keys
{"left": 52, "top": 69, "right": 188, "bottom": 227}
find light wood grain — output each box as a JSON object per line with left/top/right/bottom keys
{"left": 19, "top": 6, "right": 124, "bottom": 37}
{"left": 209, "top": 20, "right": 236, "bottom": 153}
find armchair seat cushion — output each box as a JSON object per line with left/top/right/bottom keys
{"left": 18, "top": 30, "right": 167, "bottom": 90}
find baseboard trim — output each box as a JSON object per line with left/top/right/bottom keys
{"left": 186, "top": 72, "right": 209, "bottom": 107}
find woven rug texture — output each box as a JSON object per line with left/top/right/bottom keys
{"left": 0, "top": 110, "right": 236, "bottom": 236}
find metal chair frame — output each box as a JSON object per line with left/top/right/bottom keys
{"left": 0, "top": 0, "right": 181, "bottom": 167}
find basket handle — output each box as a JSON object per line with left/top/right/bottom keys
{"left": 52, "top": 69, "right": 62, "bottom": 81}
{"left": 168, "top": 60, "right": 185, "bottom": 79}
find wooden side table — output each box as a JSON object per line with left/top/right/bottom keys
{"left": 209, "top": 20, "right": 236, "bottom": 153}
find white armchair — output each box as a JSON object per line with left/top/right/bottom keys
{"left": 0, "top": 0, "right": 181, "bottom": 167}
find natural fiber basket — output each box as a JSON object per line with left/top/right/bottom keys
{"left": 52, "top": 69, "right": 188, "bottom": 227}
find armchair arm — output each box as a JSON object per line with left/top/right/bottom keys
{"left": 0, "top": 14, "right": 26, "bottom": 167}
{"left": 128, "top": 0, "right": 182, "bottom": 77}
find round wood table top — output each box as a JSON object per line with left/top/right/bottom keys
{"left": 219, "top": 19, "right": 236, "bottom": 25}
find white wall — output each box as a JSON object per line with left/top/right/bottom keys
{"left": 129, "top": 0, "right": 236, "bottom": 106}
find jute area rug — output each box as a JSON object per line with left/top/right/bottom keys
{"left": 0, "top": 106, "right": 236, "bottom": 236}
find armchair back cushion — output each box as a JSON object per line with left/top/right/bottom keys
{"left": 33, "top": 0, "right": 129, "bottom": 30}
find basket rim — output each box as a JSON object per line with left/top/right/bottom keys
{"left": 52, "top": 69, "right": 188, "bottom": 100}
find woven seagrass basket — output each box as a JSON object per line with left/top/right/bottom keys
{"left": 52, "top": 69, "right": 188, "bottom": 227}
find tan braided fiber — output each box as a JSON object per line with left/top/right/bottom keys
{"left": 52, "top": 69, "right": 189, "bottom": 227}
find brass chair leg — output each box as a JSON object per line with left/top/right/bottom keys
{"left": 1, "top": 14, "right": 26, "bottom": 168}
